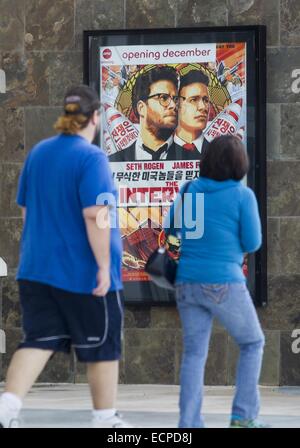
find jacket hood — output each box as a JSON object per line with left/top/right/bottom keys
{"left": 191, "top": 176, "right": 241, "bottom": 193}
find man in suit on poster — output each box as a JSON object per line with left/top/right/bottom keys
{"left": 173, "top": 70, "right": 210, "bottom": 160}
{"left": 109, "top": 66, "right": 180, "bottom": 162}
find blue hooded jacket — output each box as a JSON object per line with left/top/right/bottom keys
{"left": 164, "top": 177, "right": 262, "bottom": 284}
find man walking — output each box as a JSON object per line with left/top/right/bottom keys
{"left": 0, "top": 85, "right": 130, "bottom": 428}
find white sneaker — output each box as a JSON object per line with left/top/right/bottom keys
{"left": 0, "top": 401, "right": 20, "bottom": 428}
{"left": 92, "top": 411, "right": 133, "bottom": 428}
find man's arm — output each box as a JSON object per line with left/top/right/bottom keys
{"left": 83, "top": 205, "right": 111, "bottom": 297}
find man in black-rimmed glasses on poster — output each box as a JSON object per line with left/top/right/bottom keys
{"left": 174, "top": 70, "right": 210, "bottom": 160}
{"left": 109, "top": 66, "right": 180, "bottom": 162}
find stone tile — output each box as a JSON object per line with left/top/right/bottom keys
{"left": 124, "top": 329, "right": 176, "bottom": 384}
{"left": 75, "top": 0, "right": 93, "bottom": 51}
{"left": 205, "top": 331, "right": 228, "bottom": 385}
{"left": 174, "top": 330, "right": 182, "bottom": 385}
{"left": 119, "top": 363, "right": 126, "bottom": 383}
{"left": 260, "top": 330, "right": 280, "bottom": 385}
{"left": 280, "top": 0, "right": 300, "bottom": 46}
{"left": 267, "top": 48, "right": 300, "bottom": 104}
{"left": 0, "top": 278, "right": 3, "bottom": 327}
{"left": 177, "top": 0, "right": 227, "bottom": 26}
{"left": 126, "top": 0, "right": 176, "bottom": 28}
{"left": 93, "top": 0, "right": 124, "bottom": 29}
{"left": 267, "top": 218, "right": 281, "bottom": 276}
{"left": 257, "top": 275, "right": 300, "bottom": 331}
{"left": 212, "top": 318, "right": 224, "bottom": 332}
{"left": 0, "top": 219, "right": 23, "bottom": 270}
{"left": 49, "top": 53, "right": 83, "bottom": 106}
{"left": 0, "top": 52, "right": 50, "bottom": 108}
{"left": 74, "top": 359, "right": 87, "bottom": 383}
{"left": 279, "top": 219, "right": 300, "bottom": 275}
{"left": 150, "top": 307, "right": 181, "bottom": 328}
{"left": 124, "top": 306, "right": 151, "bottom": 328}
{"left": 25, "top": 0, "right": 74, "bottom": 51}
{"left": 281, "top": 104, "right": 300, "bottom": 160}
{"left": 1, "top": 276, "right": 21, "bottom": 329}
{"left": 267, "top": 161, "right": 300, "bottom": 216}
{"left": 228, "top": 0, "right": 279, "bottom": 46}
{"left": 119, "top": 337, "right": 126, "bottom": 384}
{"left": 0, "top": 327, "right": 23, "bottom": 381}
{"left": 280, "top": 331, "right": 300, "bottom": 385}
{"left": 175, "top": 330, "right": 228, "bottom": 386}
{"left": 25, "top": 107, "right": 61, "bottom": 151}
{"left": 0, "top": 108, "right": 25, "bottom": 162}
{"left": 266, "top": 104, "right": 280, "bottom": 161}
{"left": 75, "top": 0, "right": 125, "bottom": 50}
{"left": 227, "top": 331, "right": 280, "bottom": 386}
{"left": 0, "top": 163, "right": 23, "bottom": 218}
{"left": 0, "top": 0, "right": 25, "bottom": 52}
{"left": 38, "top": 352, "right": 75, "bottom": 383}
{"left": 259, "top": 330, "right": 280, "bottom": 386}
{"left": 1, "top": 164, "right": 4, "bottom": 215}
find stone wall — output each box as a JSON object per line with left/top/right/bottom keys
{"left": 0, "top": 0, "right": 299, "bottom": 385}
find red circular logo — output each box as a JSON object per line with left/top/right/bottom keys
{"left": 102, "top": 49, "right": 112, "bottom": 59}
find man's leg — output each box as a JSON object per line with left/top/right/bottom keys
{"left": 69, "top": 290, "right": 129, "bottom": 427}
{"left": 87, "top": 360, "right": 119, "bottom": 409}
{"left": 87, "top": 360, "right": 133, "bottom": 427}
{"left": 5, "top": 348, "right": 53, "bottom": 398}
{"left": 0, "top": 348, "right": 53, "bottom": 428}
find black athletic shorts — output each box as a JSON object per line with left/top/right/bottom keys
{"left": 18, "top": 280, "right": 124, "bottom": 362}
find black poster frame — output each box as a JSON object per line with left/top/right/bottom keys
{"left": 83, "top": 26, "right": 267, "bottom": 307}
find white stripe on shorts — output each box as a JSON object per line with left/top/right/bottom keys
{"left": 116, "top": 290, "right": 124, "bottom": 341}
{"left": 35, "top": 335, "right": 71, "bottom": 342}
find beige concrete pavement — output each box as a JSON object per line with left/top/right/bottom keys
{"left": 1, "top": 384, "right": 299, "bottom": 428}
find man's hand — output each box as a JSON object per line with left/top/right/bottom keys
{"left": 83, "top": 205, "right": 111, "bottom": 297}
{"left": 92, "top": 267, "right": 111, "bottom": 297}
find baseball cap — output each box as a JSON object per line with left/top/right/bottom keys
{"left": 63, "top": 85, "right": 100, "bottom": 116}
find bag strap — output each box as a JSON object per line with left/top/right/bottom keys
{"left": 165, "top": 181, "right": 192, "bottom": 237}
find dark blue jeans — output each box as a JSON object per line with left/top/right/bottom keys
{"left": 176, "top": 282, "right": 265, "bottom": 428}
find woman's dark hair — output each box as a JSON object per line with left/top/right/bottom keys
{"left": 132, "top": 66, "right": 178, "bottom": 117}
{"left": 200, "top": 135, "right": 249, "bottom": 181}
{"left": 54, "top": 84, "right": 100, "bottom": 134}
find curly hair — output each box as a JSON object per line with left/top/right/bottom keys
{"left": 54, "top": 85, "right": 100, "bottom": 134}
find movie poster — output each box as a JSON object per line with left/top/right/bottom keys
{"left": 99, "top": 42, "right": 248, "bottom": 284}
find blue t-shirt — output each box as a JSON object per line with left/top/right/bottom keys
{"left": 16, "top": 134, "right": 123, "bottom": 294}
{"left": 165, "top": 177, "right": 262, "bottom": 284}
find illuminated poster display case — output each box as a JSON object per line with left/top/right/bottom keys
{"left": 84, "top": 26, "right": 267, "bottom": 306}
